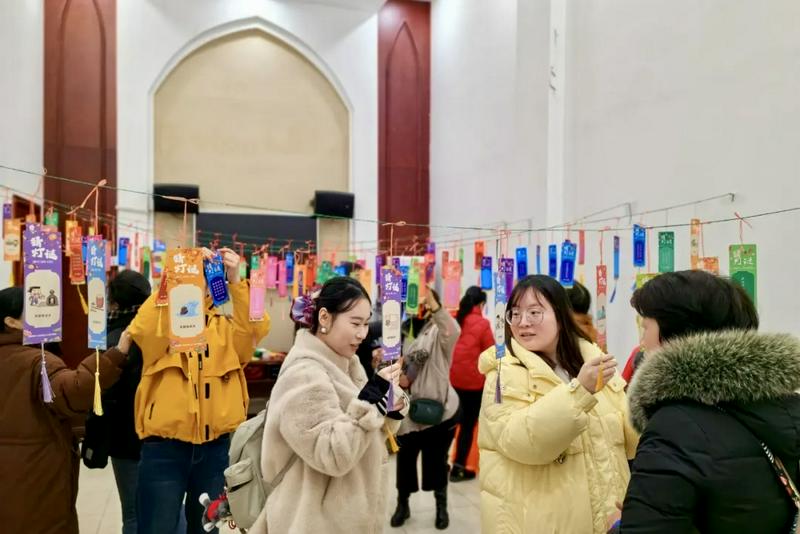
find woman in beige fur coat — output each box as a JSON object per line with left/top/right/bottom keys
{"left": 251, "top": 277, "right": 407, "bottom": 534}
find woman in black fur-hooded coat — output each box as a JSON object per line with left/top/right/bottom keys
{"left": 620, "top": 270, "right": 800, "bottom": 534}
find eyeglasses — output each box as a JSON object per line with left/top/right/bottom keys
{"left": 505, "top": 308, "right": 545, "bottom": 326}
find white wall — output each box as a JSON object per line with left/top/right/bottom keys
{"left": 431, "top": 0, "right": 800, "bottom": 360}
{"left": 565, "top": 0, "right": 800, "bottom": 356}
{"left": 0, "top": 1, "right": 43, "bottom": 285}
{"left": 430, "top": 0, "right": 551, "bottom": 291}
{"left": 117, "top": 0, "right": 382, "bottom": 246}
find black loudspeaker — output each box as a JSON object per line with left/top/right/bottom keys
{"left": 313, "top": 190, "right": 354, "bottom": 219}
{"left": 153, "top": 184, "right": 200, "bottom": 214}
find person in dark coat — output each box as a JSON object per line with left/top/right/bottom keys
{"left": 0, "top": 286, "right": 130, "bottom": 534}
{"left": 618, "top": 270, "right": 800, "bottom": 533}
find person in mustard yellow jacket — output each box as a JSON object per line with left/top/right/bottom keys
{"left": 477, "top": 275, "right": 638, "bottom": 534}
{"left": 128, "top": 247, "right": 270, "bottom": 534}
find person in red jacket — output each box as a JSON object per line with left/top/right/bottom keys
{"left": 621, "top": 345, "right": 645, "bottom": 385}
{"left": 449, "top": 286, "right": 494, "bottom": 482}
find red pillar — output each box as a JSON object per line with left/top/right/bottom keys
{"left": 44, "top": 0, "right": 117, "bottom": 368}
{"left": 378, "top": 0, "right": 431, "bottom": 255}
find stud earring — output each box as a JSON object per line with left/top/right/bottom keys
{"left": 321, "top": 327, "right": 328, "bottom": 334}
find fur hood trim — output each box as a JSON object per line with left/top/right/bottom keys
{"left": 628, "top": 330, "right": 800, "bottom": 432}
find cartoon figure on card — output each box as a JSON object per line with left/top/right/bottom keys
{"left": 179, "top": 301, "right": 201, "bottom": 318}
{"left": 28, "top": 287, "right": 43, "bottom": 307}
{"left": 46, "top": 290, "right": 59, "bottom": 307}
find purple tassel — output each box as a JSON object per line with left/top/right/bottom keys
{"left": 387, "top": 385, "right": 395, "bottom": 412}
{"left": 494, "top": 362, "right": 502, "bottom": 404}
{"left": 40, "top": 344, "right": 54, "bottom": 403}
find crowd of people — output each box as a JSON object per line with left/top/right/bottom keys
{"left": 1, "top": 254, "right": 798, "bottom": 533}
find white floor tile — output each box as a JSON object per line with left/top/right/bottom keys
{"left": 77, "top": 457, "right": 482, "bottom": 533}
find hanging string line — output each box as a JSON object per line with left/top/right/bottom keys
{"left": 1, "top": 163, "right": 739, "bottom": 234}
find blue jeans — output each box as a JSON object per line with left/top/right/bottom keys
{"left": 136, "top": 436, "right": 230, "bottom": 534}
{"left": 113, "top": 457, "right": 187, "bottom": 534}
{"left": 111, "top": 458, "right": 139, "bottom": 534}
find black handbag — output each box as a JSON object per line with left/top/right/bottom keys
{"left": 81, "top": 412, "right": 111, "bottom": 469}
{"left": 409, "top": 398, "right": 445, "bottom": 425}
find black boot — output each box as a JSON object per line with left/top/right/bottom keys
{"left": 434, "top": 488, "right": 449, "bottom": 530}
{"left": 449, "top": 464, "right": 477, "bottom": 482}
{"left": 390, "top": 493, "right": 410, "bottom": 528}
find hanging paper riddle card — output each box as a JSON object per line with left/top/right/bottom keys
{"left": 249, "top": 258, "right": 266, "bottom": 322}
{"left": 305, "top": 256, "right": 316, "bottom": 288}
{"left": 3, "top": 218, "right": 21, "bottom": 262}
{"left": 318, "top": 260, "right": 333, "bottom": 284}
{"left": 474, "top": 241, "right": 485, "bottom": 270}
{"left": 480, "top": 256, "right": 493, "bottom": 290}
{"left": 500, "top": 257, "right": 514, "bottom": 297}
{"left": 2, "top": 202, "right": 10, "bottom": 227}
{"left": 596, "top": 265, "right": 608, "bottom": 352}
{"left": 64, "top": 220, "right": 77, "bottom": 256}
{"left": 559, "top": 241, "right": 577, "bottom": 287}
{"left": 444, "top": 261, "right": 462, "bottom": 311}
{"left": 166, "top": 249, "right": 207, "bottom": 353}
{"left": 406, "top": 263, "right": 421, "bottom": 315}
{"left": 690, "top": 219, "right": 701, "bottom": 270}
{"left": 44, "top": 210, "right": 59, "bottom": 228}
{"left": 609, "top": 236, "right": 621, "bottom": 304}
{"left": 548, "top": 245, "right": 557, "bottom": 278}
{"left": 141, "top": 247, "right": 152, "bottom": 278}
{"left": 285, "top": 253, "right": 294, "bottom": 284}
{"left": 69, "top": 227, "right": 85, "bottom": 285}
{"left": 399, "top": 265, "right": 410, "bottom": 303}
{"left": 381, "top": 267, "right": 402, "bottom": 362}
{"left": 493, "top": 270, "right": 508, "bottom": 358}
{"left": 23, "top": 224, "right": 63, "bottom": 345}
{"left": 516, "top": 247, "right": 528, "bottom": 278}
{"left": 730, "top": 244, "right": 757, "bottom": 305}
{"left": 266, "top": 256, "right": 278, "bottom": 289}
{"left": 277, "top": 260, "right": 288, "bottom": 298}
{"left": 536, "top": 245, "right": 542, "bottom": 275}
{"left": 204, "top": 254, "right": 230, "bottom": 307}
{"left": 658, "top": 232, "right": 675, "bottom": 273}
{"left": 375, "top": 255, "right": 386, "bottom": 285}
{"left": 699, "top": 257, "right": 720, "bottom": 275}
{"left": 424, "top": 245, "right": 436, "bottom": 285}
{"left": 87, "top": 238, "right": 107, "bottom": 349}
{"left": 292, "top": 264, "right": 307, "bottom": 299}
{"left": 633, "top": 225, "right": 646, "bottom": 268}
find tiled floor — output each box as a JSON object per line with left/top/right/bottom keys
{"left": 76, "top": 458, "right": 481, "bottom": 533}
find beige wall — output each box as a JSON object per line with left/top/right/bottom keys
{"left": 154, "top": 28, "right": 350, "bottom": 351}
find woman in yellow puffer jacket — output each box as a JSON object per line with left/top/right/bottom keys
{"left": 478, "top": 275, "right": 638, "bottom": 534}
{"left": 128, "top": 247, "right": 270, "bottom": 534}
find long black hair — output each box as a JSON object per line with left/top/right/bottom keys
{"left": 311, "top": 276, "right": 371, "bottom": 334}
{"left": 506, "top": 275, "right": 591, "bottom": 378}
{"left": 566, "top": 281, "right": 592, "bottom": 315}
{"left": 631, "top": 270, "right": 758, "bottom": 343}
{"left": 456, "top": 286, "right": 487, "bottom": 326}
{"left": 0, "top": 287, "right": 23, "bottom": 332}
